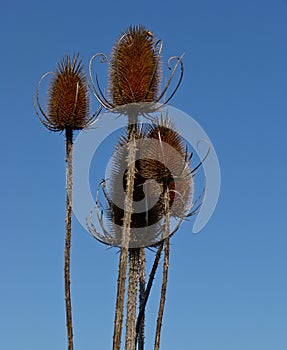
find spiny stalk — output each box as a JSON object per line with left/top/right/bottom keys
{"left": 113, "top": 122, "right": 138, "bottom": 350}
{"left": 154, "top": 188, "right": 171, "bottom": 350}
{"left": 138, "top": 247, "right": 146, "bottom": 350}
{"left": 65, "top": 127, "right": 74, "bottom": 350}
{"left": 34, "top": 53, "right": 97, "bottom": 350}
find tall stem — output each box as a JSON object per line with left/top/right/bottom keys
{"left": 154, "top": 239, "right": 169, "bottom": 350}
{"left": 65, "top": 127, "right": 74, "bottom": 350}
{"left": 113, "top": 247, "right": 128, "bottom": 350}
{"left": 113, "top": 118, "right": 138, "bottom": 350}
{"left": 154, "top": 188, "right": 170, "bottom": 350}
{"left": 138, "top": 247, "right": 146, "bottom": 350}
{"left": 125, "top": 117, "right": 140, "bottom": 350}
{"left": 125, "top": 249, "right": 140, "bottom": 350}
{"left": 135, "top": 243, "right": 163, "bottom": 346}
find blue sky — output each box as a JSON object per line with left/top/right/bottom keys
{"left": 1, "top": 0, "right": 287, "bottom": 349}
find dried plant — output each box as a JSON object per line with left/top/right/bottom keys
{"left": 87, "top": 24, "right": 204, "bottom": 350}
{"left": 34, "top": 53, "right": 99, "bottom": 350}
{"left": 108, "top": 25, "right": 163, "bottom": 350}
{"left": 137, "top": 117, "right": 194, "bottom": 349}
{"left": 88, "top": 115, "right": 199, "bottom": 350}
{"left": 32, "top": 24, "right": 208, "bottom": 350}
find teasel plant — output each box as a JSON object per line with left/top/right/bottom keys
{"left": 34, "top": 53, "right": 100, "bottom": 350}
{"left": 140, "top": 118, "right": 194, "bottom": 350}
{"left": 87, "top": 24, "right": 202, "bottom": 350}
{"left": 88, "top": 115, "right": 207, "bottom": 349}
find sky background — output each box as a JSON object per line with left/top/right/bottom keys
{"left": 1, "top": 0, "right": 287, "bottom": 349}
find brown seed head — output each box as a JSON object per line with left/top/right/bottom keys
{"left": 100, "top": 119, "right": 193, "bottom": 246}
{"left": 99, "top": 130, "right": 163, "bottom": 247}
{"left": 141, "top": 117, "right": 193, "bottom": 218}
{"left": 47, "top": 54, "right": 90, "bottom": 130}
{"left": 109, "top": 25, "right": 161, "bottom": 106}
{"left": 109, "top": 132, "right": 163, "bottom": 226}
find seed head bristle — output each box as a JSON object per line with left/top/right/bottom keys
{"left": 109, "top": 25, "right": 161, "bottom": 106}
{"left": 47, "top": 54, "right": 91, "bottom": 130}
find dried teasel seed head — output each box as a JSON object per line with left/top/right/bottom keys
{"left": 109, "top": 24, "right": 161, "bottom": 106}
{"left": 141, "top": 117, "right": 194, "bottom": 218}
{"left": 47, "top": 54, "right": 91, "bottom": 130}
{"left": 92, "top": 120, "right": 194, "bottom": 247}
{"left": 110, "top": 132, "right": 163, "bottom": 226}
{"left": 100, "top": 130, "right": 163, "bottom": 247}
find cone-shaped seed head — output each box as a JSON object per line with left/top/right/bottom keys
{"left": 100, "top": 130, "right": 163, "bottom": 247}
{"left": 100, "top": 119, "right": 193, "bottom": 247}
{"left": 47, "top": 54, "right": 90, "bottom": 130}
{"left": 109, "top": 133, "right": 163, "bottom": 225}
{"left": 109, "top": 25, "right": 161, "bottom": 106}
{"left": 141, "top": 118, "right": 193, "bottom": 218}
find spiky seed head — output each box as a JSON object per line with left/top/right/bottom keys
{"left": 141, "top": 118, "right": 193, "bottom": 218}
{"left": 109, "top": 25, "right": 161, "bottom": 106}
{"left": 99, "top": 119, "right": 193, "bottom": 247}
{"left": 99, "top": 131, "right": 163, "bottom": 247}
{"left": 47, "top": 54, "right": 90, "bottom": 130}
{"left": 109, "top": 132, "right": 163, "bottom": 227}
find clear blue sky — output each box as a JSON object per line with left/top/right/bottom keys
{"left": 1, "top": 1, "right": 286, "bottom": 349}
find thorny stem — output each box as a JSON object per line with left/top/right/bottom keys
{"left": 113, "top": 119, "right": 138, "bottom": 350}
{"left": 154, "top": 189, "right": 170, "bottom": 350}
{"left": 126, "top": 249, "right": 140, "bottom": 350}
{"left": 138, "top": 248, "right": 146, "bottom": 350}
{"left": 125, "top": 118, "right": 139, "bottom": 350}
{"left": 65, "top": 127, "right": 74, "bottom": 350}
{"left": 113, "top": 248, "right": 128, "bottom": 350}
{"left": 135, "top": 243, "right": 164, "bottom": 346}
{"left": 154, "top": 239, "right": 169, "bottom": 350}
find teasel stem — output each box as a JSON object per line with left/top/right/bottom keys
{"left": 113, "top": 117, "right": 138, "bottom": 350}
{"left": 125, "top": 115, "right": 142, "bottom": 350}
{"left": 65, "top": 127, "right": 74, "bottom": 350}
{"left": 138, "top": 247, "right": 146, "bottom": 350}
{"left": 125, "top": 117, "right": 142, "bottom": 350}
{"left": 35, "top": 53, "right": 99, "bottom": 350}
{"left": 154, "top": 188, "right": 171, "bottom": 350}
{"left": 113, "top": 247, "right": 128, "bottom": 350}
{"left": 135, "top": 243, "right": 164, "bottom": 347}
{"left": 125, "top": 249, "right": 140, "bottom": 350}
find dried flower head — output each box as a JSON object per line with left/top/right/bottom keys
{"left": 35, "top": 54, "right": 94, "bottom": 131}
{"left": 141, "top": 117, "right": 194, "bottom": 218}
{"left": 109, "top": 25, "right": 161, "bottom": 106}
{"left": 88, "top": 117, "right": 194, "bottom": 248}
{"left": 90, "top": 25, "right": 184, "bottom": 112}
{"left": 94, "top": 131, "right": 163, "bottom": 247}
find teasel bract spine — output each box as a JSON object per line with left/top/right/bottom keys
{"left": 34, "top": 53, "right": 99, "bottom": 350}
